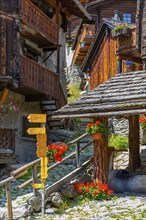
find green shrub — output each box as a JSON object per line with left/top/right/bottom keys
{"left": 67, "top": 84, "right": 81, "bottom": 103}
{"left": 109, "top": 134, "right": 128, "bottom": 150}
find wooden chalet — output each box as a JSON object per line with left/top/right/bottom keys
{"left": 72, "top": 0, "right": 137, "bottom": 90}
{"left": 52, "top": 70, "right": 146, "bottom": 183}
{"left": 0, "top": 0, "right": 91, "bottom": 163}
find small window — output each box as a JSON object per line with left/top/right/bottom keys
{"left": 22, "top": 116, "right": 40, "bottom": 139}
{"left": 123, "top": 14, "right": 132, "bottom": 23}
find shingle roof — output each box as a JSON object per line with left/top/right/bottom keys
{"left": 52, "top": 71, "right": 146, "bottom": 119}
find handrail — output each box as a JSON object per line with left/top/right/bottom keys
{"left": 0, "top": 132, "right": 93, "bottom": 220}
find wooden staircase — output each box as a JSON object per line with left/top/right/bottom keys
{"left": 40, "top": 100, "right": 65, "bottom": 130}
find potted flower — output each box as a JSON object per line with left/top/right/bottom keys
{"left": 47, "top": 143, "right": 68, "bottom": 162}
{"left": 74, "top": 182, "right": 113, "bottom": 201}
{"left": 86, "top": 120, "right": 105, "bottom": 140}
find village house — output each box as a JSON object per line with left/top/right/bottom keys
{"left": 51, "top": 0, "right": 146, "bottom": 191}
{"left": 72, "top": 0, "right": 138, "bottom": 90}
{"left": 0, "top": 0, "right": 91, "bottom": 163}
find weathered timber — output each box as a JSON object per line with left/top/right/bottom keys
{"left": 0, "top": 88, "right": 9, "bottom": 106}
{"left": 45, "top": 157, "right": 93, "bottom": 196}
{"left": 94, "top": 117, "right": 114, "bottom": 183}
{"left": 129, "top": 115, "right": 141, "bottom": 172}
{"left": 52, "top": 109, "right": 146, "bottom": 120}
{"left": 5, "top": 182, "right": 13, "bottom": 220}
{"left": 52, "top": 71, "right": 146, "bottom": 119}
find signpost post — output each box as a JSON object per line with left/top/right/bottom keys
{"left": 27, "top": 114, "right": 48, "bottom": 216}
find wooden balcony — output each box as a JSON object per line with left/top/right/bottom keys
{"left": 19, "top": 56, "right": 66, "bottom": 107}
{"left": 20, "top": 0, "right": 59, "bottom": 46}
{"left": 116, "top": 27, "right": 141, "bottom": 63}
{"left": 73, "top": 24, "right": 95, "bottom": 66}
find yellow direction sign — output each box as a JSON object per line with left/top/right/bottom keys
{"left": 27, "top": 114, "right": 46, "bottom": 123}
{"left": 32, "top": 183, "right": 45, "bottom": 189}
{"left": 27, "top": 127, "right": 46, "bottom": 135}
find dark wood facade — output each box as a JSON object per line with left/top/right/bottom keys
{"left": 0, "top": 0, "right": 66, "bottom": 107}
{"left": 90, "top": 33, "right": 117, "bottom": 89}
{"left": 87, "top": 0, "right": 137, "bottom": 26}
{"left": 0, "top": 0, "right": 91, "bottom": 163}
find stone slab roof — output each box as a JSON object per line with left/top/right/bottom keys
{"left": 52, "top": 71, "right": 146, "bottom": 119}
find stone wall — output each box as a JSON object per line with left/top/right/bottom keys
{"left": 0, "top": 92, "right": 42, "bottom": 162}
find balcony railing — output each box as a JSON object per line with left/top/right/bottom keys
{"left": 73, "top": 24, "right": 95, "bottom": 65}
{"left": 20, "top": 0, "right": 59, "bottom": 45}
{"left": 20, "top": 56, "right": 66, "bottom": 107}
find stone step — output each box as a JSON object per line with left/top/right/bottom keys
{"left": 41, "top": 100, "right": 56, "bottom": 105}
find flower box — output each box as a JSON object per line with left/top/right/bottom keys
{"left": 112, "top": 27, "right": 132, "bottom": 38}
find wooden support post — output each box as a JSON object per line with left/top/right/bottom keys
{"left": 129, "top": 115, "right": 141, "bottom": 172}
{"left": 5, "top": 182, "right": 13, "bottom": 220}
{"left": 76, "top": 141, "right": 80, "bottom": 168}
{"left": 94, "top": 117, "right": 113, "bottom": 183}
{"left": 32, "top": 165, "right": 39, "bottom": 196}
{"left": 117, "top": 58, "right": 122, "bottom": 74}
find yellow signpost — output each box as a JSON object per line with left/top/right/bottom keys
{"left": 27, "top": 114, "right": 46, "bottom": 123}
{"left": 27, "top": 127, "right": 46, "bottom": 135}
{"left": 27, "top": 113, "right": 48, "bottom": 215}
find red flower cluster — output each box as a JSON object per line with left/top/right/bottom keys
{"left": 47, "top": 143, "right": 68, "bottom": 162}
{"left": 86, "top": 120, "right": 105, "bottom": 135}
{"left": 140, "top": 117, "right": 146, "bottom": 123}
{"left": 140, "top": 117, "right": 146, "bottom": 130}
{"left": 74, "top": 182, "right": 113, "bottom": 200}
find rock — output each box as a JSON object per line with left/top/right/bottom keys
{"left": 108, "top": 169, "right": 146, "bottom": 193}
{"left": 27, "top": 196, "right": 42, "bottom": 212}
{"left": 0, "top": 209, "right": 7, "bottom": 220}
{"left": 51, "top": 192, "right": 64, "bottom": 207}
{"left": 13, "top": 204, "right": 32, "bottom": 219}
{"left": 61, "top": 184, "right": 78, "bottom": 198}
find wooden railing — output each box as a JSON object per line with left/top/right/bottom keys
{"left": 73, "top": 24, "right": 95, "bottom": 64}
{"left": 116, "top": 28, "right": 136, "bottom": 54}
{"left": 0, "top": 133, "right": 93, "bottom": 220}
{"left": 21, "top": 0, "right": 59, "bottom": 45}
{"left": 20, "top": 56, "right": 66, "bottom": 107}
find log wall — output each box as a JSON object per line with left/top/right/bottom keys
{"left": 90, "top": 35, "right": 117, "bottom": 90}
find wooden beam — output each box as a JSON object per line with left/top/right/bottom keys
{"left": 0, "top": 88, "right": 9, "bottom": 106}
{"left": 129, "top": 115, "right": 141, "bottom": 172}
{"left": 118, "top": 55, "right": 142, "bottom": 64}
{"left": 52, "top": 109, "right": 146, "bottom": 120}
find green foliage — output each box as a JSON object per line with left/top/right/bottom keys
{"left": 109, "top": 134, "right": 128, "bottom": 150}
{"left": 67, "top": 84, "right": 81, "bottom": 103}
{"left": 112, "top": 23, "right": 131, "bottom": 32}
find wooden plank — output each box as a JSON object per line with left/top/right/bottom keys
{"left": 45, "top": 157, "right": 93, "bottom": 196}
{"left": 52, "top": 109, "right": 146, "bottom": 120}
{"left": 5, "top": 182, "right": 13, "bottom": 220}
{"left": 129, "top": 115, "right": 141, "bottom": 172}
{"left": 32, "top": 165, "right": 39, "bottom": 196}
